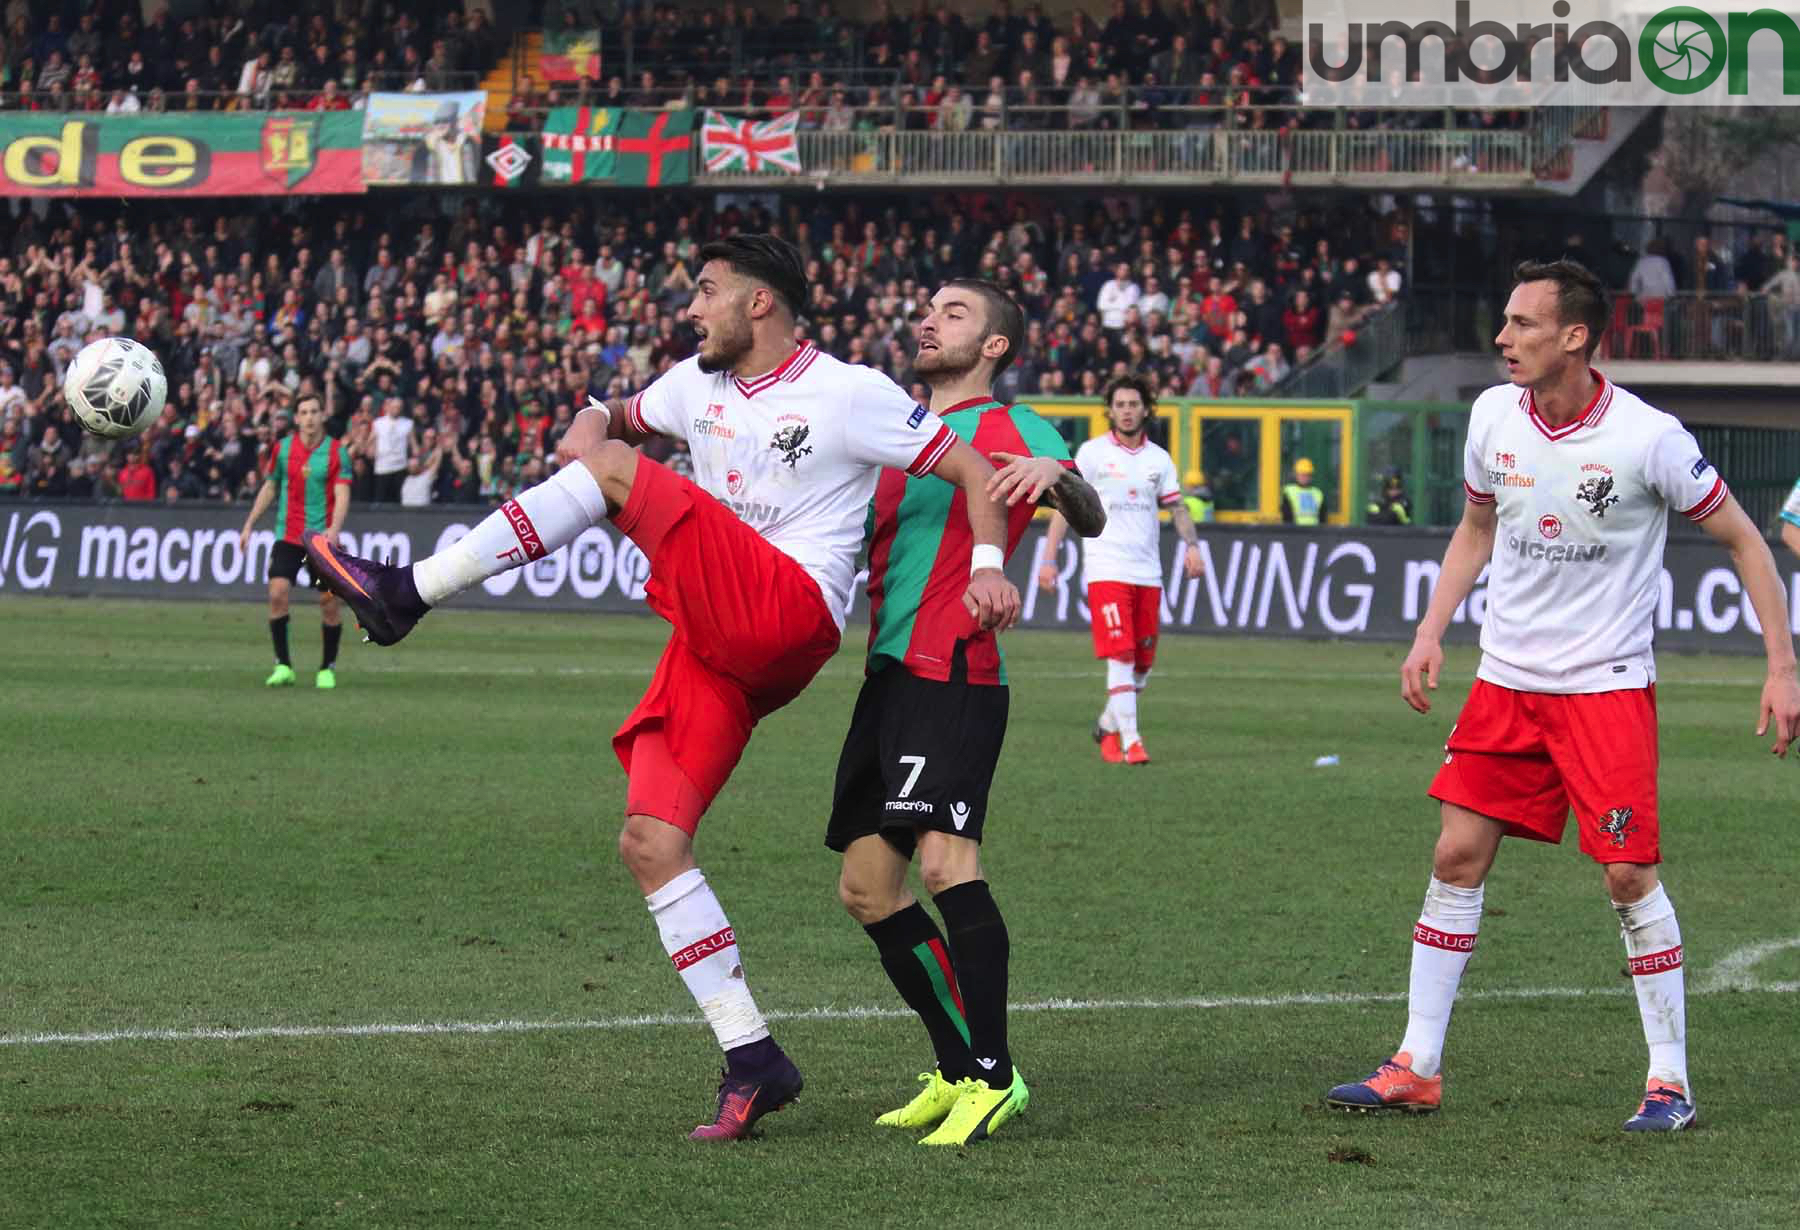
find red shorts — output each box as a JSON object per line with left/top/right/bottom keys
{"left": 612, "top": 458, "right": 841, "bottom": 834}
{"left": 1088, "top": 580, "right": 1161, "bottom": 671}
{"left": 1428, "top": 679, "right": 1660, "bottom": 864}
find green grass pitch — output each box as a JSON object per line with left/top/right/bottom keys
{"left": 4, "top": 596, "right": 1798, "bottom": 1228}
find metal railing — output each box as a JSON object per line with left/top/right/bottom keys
{"left": 1602, "top": 291, "right": 1800, "bottom": 362}
{"left": 0, "top": 73, "right": 485, "bottom": 112}
{"left": 682, "top": 123, "right": 1550, "bottom": 188}
{"left": 1272, "top": 302, "right": 1407, "bottom": 398}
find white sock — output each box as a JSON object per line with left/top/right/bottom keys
{"left": 412, "top": 463, "right": 608, "bottom": 605}
{"left": 646, "top": 868, "right": 770, "bottom": 1052}
{"left": 1397, "top": 877, "right": 1484, "bottom": 1078}
{"left": 1132, "top": 668, "right": 1150, "bottom": 693}
{"left": 1105, "top": 658, "right": 1139, "bottom": 745}
{"left": 1615, "top": 883, "right": 1688, "bottom": 1093}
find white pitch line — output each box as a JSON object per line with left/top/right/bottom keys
{"left": 4, "top": 981, "right": 1794, "bottom": 1050}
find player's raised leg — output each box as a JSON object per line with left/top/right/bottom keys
{"left": 304, "top": 443, "right": 630, "bottom": 645}
{"left": 1327, "top": 801, "right": 1500, "bottom": 1113}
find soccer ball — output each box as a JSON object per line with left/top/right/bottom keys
{"left": 64, "top": 337, "right": 167, "bottom": 439}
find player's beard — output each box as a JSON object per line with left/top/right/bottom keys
{"left": 695, "top": 314, "right": 754, "bottom": 374}
{"left": 912, "top": 335, "right": 983, "bottom": 379}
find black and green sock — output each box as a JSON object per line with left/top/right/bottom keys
{"left": 321, "top": 623, "right": 342, "bottom": 669}
{"left": 865, "top": 902, "right": 973, "bottom": 1081}
{"left": 935, "top": 880, "right": 1013, "bottom": 1083}
{"left": 269, "top": 615, "right": 291, "bottom": 666}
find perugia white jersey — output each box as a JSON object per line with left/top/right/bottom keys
{"left": 1463, "top": 373, "right": 1726, "bottom": 693}
{"left": 627, "top": 343, "right": 955, "bottom": 629}
{"left": 1074, "top": 432, "right": 1182, "bottom": 586}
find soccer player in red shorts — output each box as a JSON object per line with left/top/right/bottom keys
{"left": 1324, "top": 259, "right": 1800, "bottom": 1132}
{"left": 305, "top": 236, "right": 1021, "bottom": 1141}
{"left": 1039, "top": 374, "right": 1203, "bottom": 764}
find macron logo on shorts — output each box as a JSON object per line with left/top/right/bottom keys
{"left": 671, "top": 926, "right": 736, "bottom": 971}
{"left": 501, "top": 499, "right": 547, "bottom": 561}
{"left": 1628, "top": 945, "right": 1683, "bottom": 976}
{"left": 1413, "top": 923, "right": 1478, "bottom": 953}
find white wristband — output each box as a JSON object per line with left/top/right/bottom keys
{"left": 581, "top": 397, "right": 612, "bottom": 428}
{"left": 970, "top": 544, "right": 1005, "bottom": 574}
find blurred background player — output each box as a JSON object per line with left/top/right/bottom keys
{"left": 1038, "top": 373, "right": 1203, "bottom": 764}
{"left": 831, "top": 280, "right": 1104, "bottom": 1146}
{"left": 1281, "top": 456, "right": 1325, "bottom": 525}
{"left": 237, "top": 391, "right": 349, "bottom": 689}
{"left": 304, "top": 235, "right": 1019, "bottom": 1142}
{"left": 1326, "top": 260, "right": 1799, "bottom": 1132}
{"left": 1367, "top": 469, "right": 1413, "bottom": 525}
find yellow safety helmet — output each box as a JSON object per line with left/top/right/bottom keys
{"left": 1184, "top": 468, "right": 1205, "bottom": 487}
{"left": 1294, "top": 457, "right": 1315, "bottom": 477}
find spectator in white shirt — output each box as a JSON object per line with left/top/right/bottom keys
{"left": 369, "top": 396, "right": 414, "bottom": 503}
{"left": 1097, "top": 261, "right": 1142, "bottom": 330}
{"left": 1628, "top": 239, "right": 1677, "bottom": 302}
{"left": 1366, "top": 256, "right": 1402, "bottom": 304}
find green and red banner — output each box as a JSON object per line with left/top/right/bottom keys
{"left": 0, "top": 112, "right": 364, "bottom": 197}
{"left": 541, "top": 106, "right": 693, "bottom": 188}
{"left": 541, "top": 30, "right": 602, "bottom": 83}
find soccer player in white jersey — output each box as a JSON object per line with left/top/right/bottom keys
{"left": 1038, "top": 374, "right": 1203, "bottom": 764}
{"left": 1326, "top": 259, "right": 1800, "bottom": 1132}
{"left": 304, "top": 235, "right": 1022, "bottom": 1141}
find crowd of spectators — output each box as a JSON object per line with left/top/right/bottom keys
{"left": 0, "top": 191, "right": 1403, "bottom": 507}
{"left": 0, "top": 1, "right": 497, "bottom": 114}
{"left": 524, "top": 0, "right": 1532, "bottom": 136}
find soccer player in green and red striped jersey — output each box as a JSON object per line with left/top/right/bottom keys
{"left": 826, "top": 280, "right": 1106, "bottom": 1146}
{"left": 238, "top": 392, "right": 351, "bottom": 689}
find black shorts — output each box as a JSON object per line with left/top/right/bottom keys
{"left": 824, "top": 664, "right": 1009, "bottom": 855}
{"left": 268, "top": 539, "right": 326, "bottom": 589}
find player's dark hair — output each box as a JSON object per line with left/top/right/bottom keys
{"left": 940, "top": 278, "right": 1025, "bottom": 376}
{"left": 1513, "top": 258, "right": 1608, "bottom": 358}
{"left": 1103, "top": 371, "right": 1157, "bottom": 414}
{"left": 293, "top": 391, "right": 323, "bottom": 414}
{"left": 698, "top": 234, "right": 807, "bottom": 320}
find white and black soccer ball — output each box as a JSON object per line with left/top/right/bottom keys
{"left": 64, "top": 337, "right": 168, "bottom": 439}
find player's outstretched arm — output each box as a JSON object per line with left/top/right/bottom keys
{"left": 934, "top": 437, "right": 1021, "bottom": 631}
{"left": 326, "top": 478, "right": 350, "bottom": 548}
{"left": 1401, "top": 497, "right": 1497, "bottom": 714}
{"left": 1038, "top": 510, "right": 1069, "bottom": 591}
{"left": 1699, "top": 493, "right": 1800, "bottom": 756}
{"left": 986, "top": 450, "right": 1106, "bottom": 537}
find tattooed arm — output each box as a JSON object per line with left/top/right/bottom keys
{"left": 987, "top": 451, "right": 1107, "bottom": 537}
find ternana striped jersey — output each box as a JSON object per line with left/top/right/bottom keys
{"left": 863, "top": 398, "right": 1073, "bottom": 686}
{"left": 1461, "top": 371, "right": 1727, "bottom": 694}
{"left": 264, "top": 434, "right": 348, "bottom": 545}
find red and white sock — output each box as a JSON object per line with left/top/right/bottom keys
{"left": 1132, "top": 667, "right": 1150, "bottom": 693}
{"left": 646, "top": 868, "right": 770, "bottom": 1052}
{"left": 412, "top": 463, "right": 608, "bottom": 605}
{"left": 1105, "top": 658, "right": 1139, "bottom": 745}
{"left": 1397, "top": 877, "right": 1484, "bottom": 1078}
{"left": 1615, "top": 882, "right": 1688, "bottom": 1093}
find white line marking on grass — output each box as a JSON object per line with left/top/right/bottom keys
{"left": 4, "top": 981, "right": 1792, "bottom": 1050}
{"left": 1698, "top": 936, "right": 1800, "bottom": 993}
